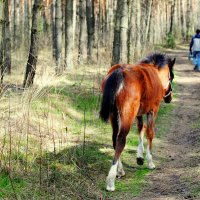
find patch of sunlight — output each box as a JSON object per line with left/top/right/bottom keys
{"left": 44, "top": 135, "right": 81, "bottom": 152}
{"left": 177, "top": 77, "right": 200, "bottom": 84}
{"left": 35, "top": 69, "right": 66, "bottom": 88}
{"left": 99, "top": 147, "right": 113, "bottom": 154}
{"left": 171, "top": 98, "right": 179, "bottom": 103}
{"left": 65, "top": 107, "right": 83, "bottom": 121}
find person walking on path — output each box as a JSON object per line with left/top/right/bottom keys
{"left": 189, "top": 29, "right": 200, "bottom": 71}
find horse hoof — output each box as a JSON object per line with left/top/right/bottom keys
{"left": 106, "top": 185, "right": 115, "bottom": 192}
{"left": 148, "top": 163, "right": 155, "bottom": 169}
{"left": 137, "top": 157, "right": 144, "bottom": 165}
{"left": 116, "top": 171, "right": 125, "bottom": 178}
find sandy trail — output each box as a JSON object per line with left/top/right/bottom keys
{"left": 134, "top": 46, "right": 200, "bottom": 200}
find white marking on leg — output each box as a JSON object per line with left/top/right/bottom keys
{"left": 137, "top": 125, "right": 145, "bottom": 159}
{"left": 106, "top": 161, "right": 118, "bottom": 191}
{"left": 146, "top": 144, "right": 155, "bottom": 169}
{"left": 117, "top": 158, "right": 125, "bottom": 178}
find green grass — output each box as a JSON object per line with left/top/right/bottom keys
{"left": 192, "top": 117, "right": 200, "bottom": 129}
{"left": 0, "top": 171, "right": 26, "bottom": 198}
{"left": 0, "top": 62, "right": 177, "bottom": 199}
{"left": 191, "top": 184, "right": 200, "bottom": 197}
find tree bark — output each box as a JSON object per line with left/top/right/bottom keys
{"left": 78, "top": 0, "right": 87, "bottom": 64}
{"left": 24, "top": 0, "right": 30, "bottom": 47}
{"left": 55, "top": 0, "right": 62, "bottom": 72}
{"left": 134, "top": 0, "right": 141, "bottom": 58}
{"left": 186, "top": 0, "right": 193, "bottom": 39}
{"left": 128, "top": 0, "right": 136, "bottom": 63}
{"left": 180, "top": 0, "right": 186, "bottom": 39}
{"left": 112, "top": 0, "right": 129, "bottom": 65}
{"left": 169, "top": 0, "right": 175, "bottom": 35}
{"left": 13, "top": 0, "right": 20, "bottom": 49}
{"left": 23, "top": 0, "right": 41, "bottom": 87}
{"left": 144, "top": 0, "right": 153, "bottom": 47}
{"left": 86, "top": 0, "right": 95, "bottom": 63}
{"left": 3, "top": 0, "right": 11, "bottom": 74}
{"left": 65, "top": 0, "right": 76, "bottom": 69}
{"left": 51, "top": 0, "right": 56, "bottom": 59}
{"left": 42, "top": 5, "right": 49, "bottom": 34}
{"left": 0, "top": 0, "right": 4, "bottom": 84}
{"left": 105, "top": 0, "right": 114, "bottom": 48}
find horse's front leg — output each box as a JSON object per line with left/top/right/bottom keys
{"left": 146, "top": 111, "right": 156, "bottom": 169}
{"left": 136, "top": 116, "right": 146, "bottom": 165}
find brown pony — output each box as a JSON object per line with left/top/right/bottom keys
{"left": 100, "top": 53, "right": 175, "bottom": 191}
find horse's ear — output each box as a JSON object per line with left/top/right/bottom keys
{"left": 172, "top": 58, "right": 176, "bottom": 65}
{"left": 169, "top": 58, "right": 176, "bottom": 69}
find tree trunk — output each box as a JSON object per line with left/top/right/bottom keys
{"left": 112, "top": 0, "right": 129, "bottom": 65}
{"left": 23, "top": 0, "right": 41, "bottom": 87}
{"left": 144, "top": 0, "right": 153, "bottom": 47}
{"left": 65, "top": 0, "right": 76, "bottom": 69}
{"left": 86, "top": 0, "right": 95, "bottom": 63}
{"left": 13, "top": 0, "right": 20, "bottom": 49}
{"left": 186, "top": 0, "right": 193, "bottom": 39}
{"left": 0, "top": 0, "right": 4, "bottom": 84}
{"left": 3, "top": 0, "right": 11, "bottom": 74}
{"left": 24, "top": 0, "right": 30, "bottom": 48}
{"left": 169, "top": 0, "right": 175, "bottom": 35}
{"left": 51, "top": 0, "right": 56, "bottom": 59}
{"left": 180, "top": 0, "right": 186, "bottom": 39}
{"left": 42, "top": 5, "right": 49, "bottom": 34}
{"left": 55, "top": 0, "right": 62, "bottom": 72}
{"left": 78, "top": 0, "right": 87, "bottom": 64}
{"left": 134, "top": 0, "right": 141, "bottom": 58}
{"left": 105, "top": 0, "right": 114, "bottom": 49}
{"left": 128, "top": 0, "right": 136, "bottom": 63}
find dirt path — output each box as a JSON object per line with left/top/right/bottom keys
{"left": 134, "top": 45, "right": 200, "bottom": 200}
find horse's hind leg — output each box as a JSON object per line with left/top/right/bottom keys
{"left": 146, "top": 111, "right": 156, "bottom": 169}
{"left": 106, "top": 103, "right": 138, "bottom": 191}
{"left": 106, "top": 125, "right": 130, "bottom": 191}
{"left": 110, "top": 106, "right": 125, "bottom": 178}
{"left": 136, "top": 116, "right": 146, "bottom": 165}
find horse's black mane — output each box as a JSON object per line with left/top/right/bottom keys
{"left": 140, "top": 53, "right": 170, "bottom": 69}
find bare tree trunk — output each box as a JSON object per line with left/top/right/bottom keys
{"left": 78, "top": 0, "right": 87, "bottom": 64}
{"left": 176, "top": 0, "right": 182, "bottom": 38}
{"left": 128, "top": 0, "right": 136, "bottom": 63}
{"left": 135, "top": 0, "right": 141, "bottom": 58}
{"left": 112, "top": 0, "right": 129, "bottom": 65}
{"left": 0, "top": 1, "right": 4, "bottom": 84}
{"left": 51, "top": 0, "right": 56, "bottom": 59}
{"left": 3, "top": 0, "right": 11, "bottom": 74}
{"left": 65, "top": 0, "right": 76, "bottom": 69}
{"left": 105, "top": 0, "right": 114, "bottom": 48}
{"left": 186, "top": 0, "right": 193, "bottom": 39}
{"left": 144, "top": 0, "right": 153, "bottom": 47}
{"left": 23, "top": 0, "right": 41, "bottom": 87}
{"left": 24, "top": 0, "right": 30, "bottom": 48}
{"left": 13, "top": 0, "right": 20, "bottom": 49}
{"left": 86, "top": 0, "right": 95, "bottom": 63}
{"left": 169, "top": 0, "right": 175, "bottom": 35}
{"left": 180, "top": 0, "right": 186, "bottom": 39}
{"left": 55, "top": 0, "right": 62, "bottom": 72}
{"left": 42, "top": 5, "right": 49, "bottom": 34}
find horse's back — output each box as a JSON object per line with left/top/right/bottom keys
{"left": 114, "top": 64, "right": 164, "bottom": 115}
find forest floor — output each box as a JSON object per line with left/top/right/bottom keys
{"left": 0, "top": 44, "right": 200, "bottom": 200}
{"left": 132, "top": 45, "right": 200, "bottom": 200}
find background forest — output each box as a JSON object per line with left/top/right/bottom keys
{"left": 0, "top": 0, "right": 199, "bottom": 199}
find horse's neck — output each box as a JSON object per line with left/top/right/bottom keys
{"left": 157, "top": 66, "right": 169, "bottom": 90}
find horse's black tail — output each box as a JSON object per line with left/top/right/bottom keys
{"left": 100, "top": 68, "right": 123, "bottom": 122}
